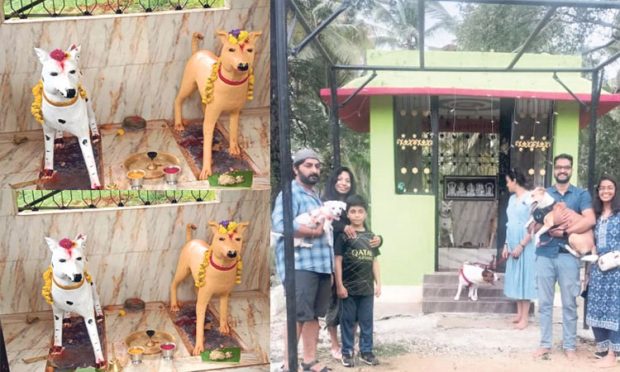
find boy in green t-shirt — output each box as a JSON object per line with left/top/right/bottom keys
{"left": 334, "top": 194, "right": 382, "bottom": 367}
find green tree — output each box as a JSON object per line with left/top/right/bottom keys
{"left": 457, "top": 4, "right": 590, "bottom": 54}
{"left": 579, "top": 108, "right": 620, "bottom": 187}
{"left": 272, "top": 0, "right": 371, "bottom": 201}
{"left": 457, "top": 5, "right": 620, "bottom": 188}
{"left": 365, "top": 0, "right": 456, "bottom": 49}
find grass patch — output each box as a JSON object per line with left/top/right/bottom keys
{"left": 373, "top": 342, "right": 411, "bottom": 358}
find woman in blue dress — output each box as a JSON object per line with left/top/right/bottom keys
{"left": 586, "top": 175, "right": 620, "bottom": 368}
{"left": 502, "top": 168, "right": 536, "bottom": 329}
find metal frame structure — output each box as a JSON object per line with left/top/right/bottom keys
{"left": 273, "top": 0, "right": 620, "bottom": 369}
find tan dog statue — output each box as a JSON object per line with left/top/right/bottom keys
{"left": 527, "top": 187, "right": 595, "bottom": 256}
{"left": 170, "top": 220, "right": 249, "bottom": 356}
{"left": 174, "top": 29, "right": 262, "bottom": 180}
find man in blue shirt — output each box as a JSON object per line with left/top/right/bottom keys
{"left": 272, "top": 148, "right": 333, "bottom": 372}
{"left": 534, "top": 154, "right": 595, "bottom": 360}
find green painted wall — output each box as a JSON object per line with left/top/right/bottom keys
{"left": 370, "top": 96, "right": 436, "bottom": 285}
{"left": 553, "top": 101, "right": 582, "bottom": 186}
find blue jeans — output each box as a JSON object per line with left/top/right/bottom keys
{"left": 340, "top": 294, "right": 374, "bottom": 356}
{"left": 592, "top": 326, "right": 620, "bottom": 352}
{"left": 536, "top": 254, "right": 581, "bottom": 350}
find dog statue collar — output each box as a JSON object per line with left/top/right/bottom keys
{"left": 209, "top": 253, "right": 238, "bottom": 271}
{"left": 53, "top": 274, "right": 85, "bottom": 290}
{"left": 43, "top": 89, "right": 79, "bottom": 107}
{"left": 217, "top": 65, "right": 249, "bottom": 86}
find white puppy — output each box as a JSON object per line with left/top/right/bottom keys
{"left": 270, "top": 200, "right": 347, "bottom": 249}
{"left": 293, "top": 200, "right": 346, "bottom": 248}
{"left": 454, "top": 262, "right": 498, "bottom": 301}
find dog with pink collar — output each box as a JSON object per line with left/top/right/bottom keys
{"left": 454, "top": 262, "right": 499, "bottom": 301}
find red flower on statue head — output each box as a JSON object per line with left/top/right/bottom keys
{"left": 50, "top": 49, "right": 66, "bottom": 62}
{"left": 59, "top": 238, "right": 74, "bottom": 250}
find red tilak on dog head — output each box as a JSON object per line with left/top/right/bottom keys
{"left": 58, "top": 238, "right": 75, "bottom": 256}
{"left": 49, "top": 49, "right": 67, "bottom": 70}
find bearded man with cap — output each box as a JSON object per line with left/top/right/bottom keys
{"left": 272, "top": 148, "right": 332, "bottom": 372}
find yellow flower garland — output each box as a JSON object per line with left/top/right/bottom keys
{"left": 42, "top": 267, "right": 54, "bottom": 304}
{"left": 194, "top": 249, "right": 242, "bottom": 288}
{"left": 247, "top": 67, "right": 255, "bottom": 101}
{"left": 41, "top": 266, "right": 92, "bottom": 304}
{"left": 31, "top": 81, "right": 44, "bottom": 124}
{"left": 31, "top": 80, "right": 89, "bottom": 125}
{"left": 202, "top": 61, "right": 254, "bottom": 105}
{"left": 202, "top": 60, "right": 220, "bottom": 105}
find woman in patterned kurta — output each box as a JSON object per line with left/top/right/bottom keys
{"left": 586, "top": 175, "right": 620, "bottom": 368}
{"left": 502, "top": 168, "right": 536, "bottom": 329}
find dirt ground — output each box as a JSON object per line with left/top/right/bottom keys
{"left": 270, "top": 285, "right": 612, "bottom": 372}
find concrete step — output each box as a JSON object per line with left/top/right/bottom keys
{"left": 422, "top": 296, "right": 517, "bottom": 314}
{"left": 423, "top": 271, "right": 505, "bottom": 285}
{"left": 423, "top": 283, "right": 505, "bottom": 298}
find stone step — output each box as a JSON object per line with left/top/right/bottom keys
{"left": 423, "top": 271, "right": 505, "bottom": 285}
{"left": 422, "top": 296, "right": 517, "bottom": 314}
{"left": 423, "top": 283, "right": 505, "bottom": 298}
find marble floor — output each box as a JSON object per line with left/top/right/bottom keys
{"left": 0, "top": 111, "right": 269, "bottom": 190}
{"left": 2, "top": 291, "right": 269, "bottom": 371}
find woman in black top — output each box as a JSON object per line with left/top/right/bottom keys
{"left": 322, "top": 167, "right": 356, "bottom": 360}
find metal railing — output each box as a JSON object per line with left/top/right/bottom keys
{"left": 4, "top": 0, "right": 224, "bottom": 20}
{"left": 16, "top": 189, "right": 218, "bottom": 213}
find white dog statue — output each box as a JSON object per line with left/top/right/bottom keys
{"left": 42, "top": 235, "right": 105, "bottom": 368}
{"left": 33, "top": 45, "right": 101, "bottom": 189}
{"left": 454, "top": 262, "right": 498, "bottom": 301}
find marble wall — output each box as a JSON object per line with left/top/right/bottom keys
{"left": 0, "top": 0, "right": 270, "bottom": 132}
{"left": 0, "top": 188, "right": 271, "bottom": 314}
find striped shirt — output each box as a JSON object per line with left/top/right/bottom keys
{"left": 272, "top": 180, "right": 334, "bottom": 282}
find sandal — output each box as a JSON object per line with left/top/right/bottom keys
{"left": 301, "top": 360, "right": 331, "bottom": 372}
{"left": 330, "top": 349, "right": 342, "bottom": 361}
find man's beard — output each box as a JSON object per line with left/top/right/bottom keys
{"left": 554, "top": 173, "right": 571, "bottom": 184}
{"left": 299, "top": 173, "right": 319, "bottom": 185}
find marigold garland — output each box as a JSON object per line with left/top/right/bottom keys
{"left": 194, "top": 249, "right": 242, "bottom": 287}
{"left": 202, "top": 62, "right": 254, "bottom": 105}
{"left": 195, "top": 249, "right": 211, "bottom": 288}
{"left": 247, "top": 67, "right": 255, "bottom": 101}
{"left": 31, "top": 81, "right": 44, "bottom": 124}
{"left": 31, "top": 80, "right": 89, "bottom": 125}
{"left": 42, "top": 267, "right": 54, "bottom": 304}
{"left": 202, "top": 60, "right": 221, "bottom": 105}
{"left": 41, "top": 265, "right": 93, "bottom": 304}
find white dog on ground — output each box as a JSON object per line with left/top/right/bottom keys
{"left": 43, "top": 235, "right": 105, "bottom": 368}
{"left": 454, "top": 262, "right": 499, "bottom": 301}
{"left": 33, "top": 45, "right": 101, "bottom": 189}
